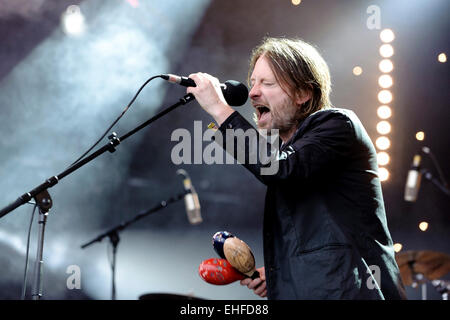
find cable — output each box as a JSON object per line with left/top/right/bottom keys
{"left": 67, "top": 75, "right": 164, "bottom": 169}
{"left": 422, "top": 146, "right": 449, "bottom": 188}
{"left": 21, "top": 203, "right": 38, "bottom": 300}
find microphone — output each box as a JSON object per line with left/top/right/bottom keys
{"left": 404, "top": 154, "right": 422, "bottom": 202}
{"left": 176, "top": 169, "right": 202, "bottom": 225}
{"left": 161, "top": 74, "right": 248, "bottom": 106}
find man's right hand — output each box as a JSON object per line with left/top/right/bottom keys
{"left": 186, "top": 72, "right": 235, "bottom": 126}
{"left": 239, "top": 266, "right": 267, "bottom": 298}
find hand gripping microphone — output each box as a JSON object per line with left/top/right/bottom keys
{"left": 161, "top": 74, "right": 248, "bottom": 106}
{"left": 176, "top": 169, "right": 202, "bottom": 225}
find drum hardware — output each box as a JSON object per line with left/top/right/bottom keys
{"left": 396, "top": 250, "right": 450, "bottom": 300}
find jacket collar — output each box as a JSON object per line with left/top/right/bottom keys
{"left": 279, "top": 108, "right": 336, "bottom": 151}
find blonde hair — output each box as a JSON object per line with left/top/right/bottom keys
{"left": 248, "top": 37, "right": 332, "bottom": 121}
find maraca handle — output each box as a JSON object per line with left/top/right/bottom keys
{"left": 250, "top": 270, "right": 260, "bottom": 280}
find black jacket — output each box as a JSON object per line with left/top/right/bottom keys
{"left": 216, "top": 108, "right": 407, "bottom": 300}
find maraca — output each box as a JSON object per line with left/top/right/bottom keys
{"left": 213, "top": 231, "right": 260, "bottom": 279}
{"left": 198, "top": 258, "right": 245, "bottom": 285}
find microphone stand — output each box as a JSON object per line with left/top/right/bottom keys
{"left": 80, "top": 189, "right": 189, "bottom": 300}
{"left": 0, "top": 93, "right": 195, "bottom": 219}
{"left": 0, "top": 93, "right": 196, "bottom": 299}
{"left": 420, "top": 146, "right": 450, "bottom": 197}
{"left": 31, "top": 190, "right": 53, "bottom": 300}
{"left": 421, "top": 169, "right": 450, "bottom": 197}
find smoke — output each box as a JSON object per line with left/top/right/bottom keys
{"left": 0, "top": 0, "right": 211, "bottom": 299}
{"left": 0, "top": 0, "right": 47, "bottom": 19}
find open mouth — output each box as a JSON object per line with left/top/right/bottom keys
{"left": 256, "top": 105, "right": 270, "bottom": 120}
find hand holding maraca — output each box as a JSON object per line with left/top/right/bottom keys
{"left": 198, "top": 231, "right": 267, "bottom": 297}
{"left": 240, "top": 266, "right": 267, "bottom": 298}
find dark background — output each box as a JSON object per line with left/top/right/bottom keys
{"left": 0, "top": 0, "right": 448, "bottom": 300}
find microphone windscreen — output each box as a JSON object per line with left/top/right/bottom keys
{"left": 212, "top": 231, "right": 235, "bottom": 259}
{"left": 223, "top": 80, "right": 248, "bottom": 106}
{"left": 198, "top": 258, "right": 245, "bottom": 285}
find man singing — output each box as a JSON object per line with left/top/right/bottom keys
{"left": 187, "top": 37, "right": 406, "bottom": 299}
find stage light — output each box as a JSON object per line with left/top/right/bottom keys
{"left": 378, "top": 167, "right": 389, "bottom": 181}
{"left": 379, "top": 59, "right": 394, "bottom": 73}
{"left": 353, "top": 66, "right": 363, "bottom": 76}
{"left": 376, "top": 136, "right": 390, "bottom": 150}
{"left": 291, "top": 0, "right": 302, "bottom": 5}
{"left": 378, "top": 90, "right": 393, "bottom": 104}
{"left": 377, "top": 121, "right": 391, "bottom": 135}
{"left": 438, "top": 53, "right": 447, "bottom": 63}
{"left": 415, "top": 131, "right": 425, "bottom": 141}
{"left": 377, "top": 152, "right": 390, "bottom": 166}
{"left": 61, "top": 5, "right": 86, "bottom": 36}
{"left": 380, "top": 29, "right": 395, "bottom": 43}
{"left": 375, "top": 31, "right": 394, "bottom": 177}
{"left": 126, "top": 0, "right": 139, "bottom": 8}
{"left": 393, "top": 243, "right": 403, "bottom": 253}
{"left": 379, "top": 44, "right": 394, "bottom": 58}
{"left": 377, "top": 105, "right": 392, "bottom": 119}
{"left": 419, "top": 221, "right": 429, "bottom": 232}
{"left": 378, "top": 74, "right": 393, "bottom": 88}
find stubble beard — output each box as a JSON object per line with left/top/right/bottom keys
{"left": 252, "top": 94, "right": 300, "bottom": 139}
{"left": 267, "top": 99, "right": 299, "bottom": 137}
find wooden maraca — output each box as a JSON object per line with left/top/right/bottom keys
{"left": 213, "top": 231, "right": 260, "bottom": 279}
{"left": 212, "top": 230, "right": 234, "bottom": 259}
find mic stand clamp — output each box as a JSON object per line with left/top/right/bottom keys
{"left": 107, "top": 132, "right": 121, "bottom": 153}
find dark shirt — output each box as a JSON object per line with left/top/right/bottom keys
{"left": 215, "top": 107, "right": 407, "bottom": 299}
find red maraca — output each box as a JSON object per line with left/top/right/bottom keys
{"left": 198, "top": 258, "right": 245, "bottom": 285}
